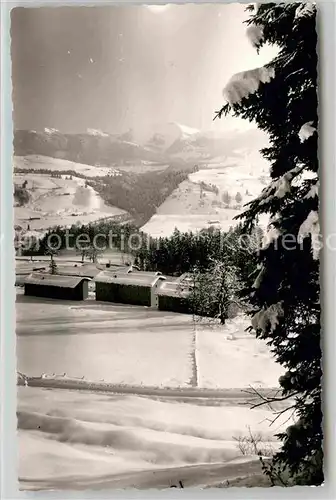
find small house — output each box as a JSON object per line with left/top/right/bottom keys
{"left": 24, "top": 273, "right": 90, "bottom": 300}
{"left": 156, "top": 281, "right": 192, "bottom": 314}
{"left": 95, "top": 272, "right": 166, "bottom": 307}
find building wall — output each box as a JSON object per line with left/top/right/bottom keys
{"left": 81, "top": 280, "right": 89, "bottom": 300}
{"left": 95, "top": 282, "right": 151, "bottom": 306}
{"left": 24, "top": 283, "right": 86, "bottom": 300}
{"left": 157, "top": 295, "right": 191, "bottom": 315}
{"left": 151, "top": 281, "right": 164, "bottom": 308}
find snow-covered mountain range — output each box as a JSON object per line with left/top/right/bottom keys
{"left": 14, "top": 123, "right": 269, "bottom": 168}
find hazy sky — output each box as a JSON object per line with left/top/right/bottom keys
{"left": 11, "top": 4, "right": 276, "bottom": 138}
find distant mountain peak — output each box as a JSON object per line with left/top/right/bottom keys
{"left": 87, "top": 128, "right": 109, "bottom": 137}
{"left": 44, "top": 127, "right": 59, "bottom": 135}
{"left": 168, "top": 122, "right": 200, "bottom": 138}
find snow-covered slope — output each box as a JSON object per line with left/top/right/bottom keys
{"left": 142, "top": 150, "right": 270, "bottom": 237}
{"left": 13, "top": 156, "right": 126, "bottom": 232}
{"left": 144, "top": 123, "right": 270, "bottom": 166}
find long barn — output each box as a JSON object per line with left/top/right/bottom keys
{"left": 156, "top": 281, "right": 192, "bottom": 314}
{"left": 24, "top": 273, "right": 90, "bottom": 301}
{"left": 94, "top": 272, "right": 166, "bottom": 307}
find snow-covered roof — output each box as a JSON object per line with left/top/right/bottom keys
{"left": 129, "top": 271, "right": 162, "bottom": 277}
{"left": 94, "top": 268, "right": 132, "bottom": 281}
{"left": 95, "top": 272, "right": 166, "bottom": 287}
{"left": 175, "top": 273, "right": 195, "bottom": 285}
{"left": 16, "top": 265, "right": 46, "bottom": 275}
{"left": 156, "top": 281, "right": 191, "bottom": 298}
{"left": 55, "top": 265, "right": 103, "bottom": 278}
{"left": 24, "top": 273, "right": 91, "bottom": 288}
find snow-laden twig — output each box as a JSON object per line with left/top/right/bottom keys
{"left": 258, "top": 164, "right": 306, "bottom": 204}
{"left": 253, "top": 265, "right": 266, "bottom": 289}
{"left": 297, "top": 210, "right": 320, "bottom": 260}
{"left": 261, "top": 226, "right": 281, "bottom": 250}
{"left": 223, "top": 66, "right": 275, "bottom": 106}
{"left": 295, "top": 3, "right": 316, "bottom": 20}
{"left": 251, "top": 301, "right": 285, "bottom": 334}
{"left": 304, "top": 181, "right": 319, "bottom": 199}
{"left": 298, "top": 121, "right": 317, "bottom": 143}
{"left": 246, "top": 24, "right": 264, "bottom": 48}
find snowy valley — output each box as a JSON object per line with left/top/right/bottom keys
{"left": 14, "top": 124, "right": 270, "bottom": 236}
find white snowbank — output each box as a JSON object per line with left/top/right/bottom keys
{"left": 18, "top": 386, "right": 293, "bottom": 488}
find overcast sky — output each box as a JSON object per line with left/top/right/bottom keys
{"left": 11, "top": 4, "right": 276, "bottom": 138}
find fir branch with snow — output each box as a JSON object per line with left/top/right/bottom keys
{"left": 215, "top": 2, "right": 321, "bottom": 486}
{"left": 298, "top": 121, "right": 317, "bottom": 143}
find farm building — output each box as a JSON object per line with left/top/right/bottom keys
{"left": 175, "top": 273, "right": 195, "bottom": 288}
{"left": 94, "top": 272, "right": 166, "bottom": 307}
{"left": 24, "top": 273, "right": 90, "bottom": 300}
{"left": 156, "top": 281, "right": 192, "bottom": 314}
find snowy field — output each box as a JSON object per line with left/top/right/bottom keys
{"left": 17, "top": 293, "right": 283, "bottom": 389}
{"left": 196, "top": 315, "right": 283, "bottom": 389}
{"left": 142, "top": 159, "right": 270, "bottom": 238}
{"left": 18, "top": 387, "right": 293, "bottom": 490}
{"left": 17, "top": 293, "right": 289, "bottom": 489}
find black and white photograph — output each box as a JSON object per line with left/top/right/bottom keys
{"left": 12, "top": 2, "right": 321, "bottom": 490}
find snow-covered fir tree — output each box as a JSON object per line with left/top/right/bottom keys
{"left": 215, "top": 3, "right": 321, "bottom": 485}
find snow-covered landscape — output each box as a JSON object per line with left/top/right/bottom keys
{"left": 14, "top": 123, "right": 270, "bottom": 237}
{"left": 12, "top": 75, "right": 285, "bottom": 493}
{"left": 13, "top": 56, "right": 285, "bottom": 494}
{"left": 8, "top": 1, "right": 320, "bottom": 493}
